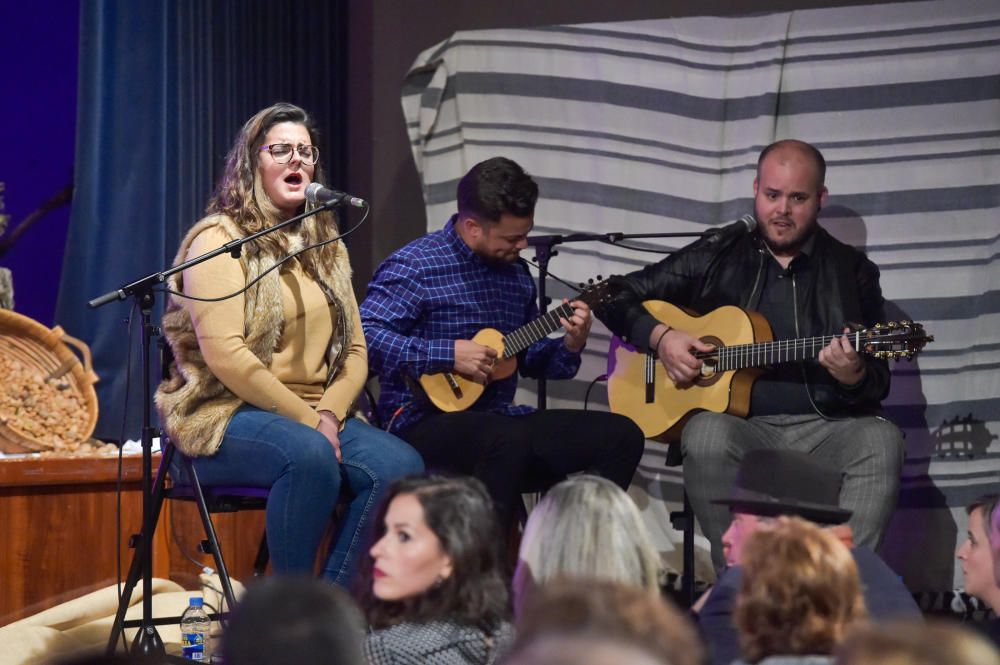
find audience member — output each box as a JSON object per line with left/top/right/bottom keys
{"left": 697, "top": 449, "right": 919, "bottom": 665}
{"left": 734, "top": 517, "right": 867, "bottom": 665}
{"left": 513, "top": 474, "right": 661, "bottom": 617}
{"left": 361, "top": 475, "right": 512, "bottom": 664}
{"left": 222, "top": 576, "right": 366, "bottom": 665}
{"left": 506, "top": 578, "right": 705, "bottom": 665}
{"left": 958, "top": 494, "right": 1000, "bottom": 647}
{"left": 835, "top": 620, "right": 1000, "bottom": 665}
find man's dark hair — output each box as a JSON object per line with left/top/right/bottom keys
{"left": 223, "top": 576, "right": 366, "bottom": 665}
{"left": 457, "top": 156, "right": 539, "bottom": 223}
{"left": 360, "top": 474, "right": 509, "bottom": 630}
{"left": 756, "top": 139, "right": 827, "bottom": 189}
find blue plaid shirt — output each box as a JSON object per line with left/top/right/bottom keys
{"left": 361, "top": 216, "right": 582, "bottom": 433}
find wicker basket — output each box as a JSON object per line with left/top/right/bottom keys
{"left": 0, "top": 309, "right": 100, "bottom": 453}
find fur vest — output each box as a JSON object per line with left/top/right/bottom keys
{"left": 155, "top": 214, "right": 356, "bottom": 457}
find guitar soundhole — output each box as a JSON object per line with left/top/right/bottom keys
{"left": 696, "top": 335, "right": 724, "bottom": 387}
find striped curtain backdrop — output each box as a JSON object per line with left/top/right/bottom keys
{"left": 400, "top": 0, "right": 1000, "bottom": 592}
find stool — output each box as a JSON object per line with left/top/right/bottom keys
{"left": 107, "top": 437, "right": 269, "bottom": 652}
{"left": 165, "top": 443, "right": 271, "bottom": 609}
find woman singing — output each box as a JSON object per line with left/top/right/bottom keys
{"left": 156, "top": 102, "right": 423, "bottom": 586}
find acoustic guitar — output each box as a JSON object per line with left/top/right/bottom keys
{"left": 418, "top": 279, "right": 615, "bottom": 412}
{"left": 607, "top": 301, "right": 932, "bottom": 441}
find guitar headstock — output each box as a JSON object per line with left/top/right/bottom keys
{"left": 577, "top": 276, "right": 617, "bottom": 308}
{"left": 861, "top": 321, "right": 934, "bottom": 360}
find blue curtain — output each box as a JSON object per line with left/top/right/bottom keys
{"left": 56, "top": 0, "right": 348, "bottom": 440}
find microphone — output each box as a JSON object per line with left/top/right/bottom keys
{"left": 305, "top": 182, "right": 367, "bottom": 208}
{"left": 702, "top": 213, "right": 757, "bottom": 244}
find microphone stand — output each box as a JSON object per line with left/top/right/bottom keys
{"left": 92, "top": 200, "right": 339, "bottom": 657}
{"left": 526, "top": 230, "right": 705, "bottom": 410}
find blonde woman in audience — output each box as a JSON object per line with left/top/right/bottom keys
{"left": 734, "top": 517, "right": 867, "bottom": 665}
{"left": 512, "top": 474, "right": 661, "bottom": 617}
{"left": 835, "top": 620, "right": 1000, "bottom": 665}
{"left": 360, "top": 475, "right": 512, "bottom": 665}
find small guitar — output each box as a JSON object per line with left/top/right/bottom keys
{"left": 418, "top": 279, "right": 616, "bottom": 412}
{"left": 607, "top": 301, "right": 933, "bottom": 442}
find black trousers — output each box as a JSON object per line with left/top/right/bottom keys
{"left": 401, "top": 409, "right": 646, "bottom": 527}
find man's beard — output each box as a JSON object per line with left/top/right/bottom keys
{"left": 759, "top": 216, "right": 816, "bottom": 255}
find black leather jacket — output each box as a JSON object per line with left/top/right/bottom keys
{"left": 596, "top": 226, "right": 891, "bottom": 416}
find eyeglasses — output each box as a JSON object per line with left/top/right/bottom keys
{"left": 260, "top": 143, "right": 320, "bottom": 165}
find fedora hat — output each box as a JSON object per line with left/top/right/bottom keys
{"left": 710, "top": 449, "right": 853, "bottom": 525}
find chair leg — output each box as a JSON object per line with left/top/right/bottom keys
{"left": 252, "top": 534, "right": 269, "bottom": 577}
{"left": 183, "top": 459, "right": 239, "bottom": 613}
{"left": 106, "top": 442, "right": 175, "bottom": 655}
{"left": 669, "top": 489, "right": 696, "bottom": 609}
{"left": 681, "top": 491, "right": 695, "bottom": 607}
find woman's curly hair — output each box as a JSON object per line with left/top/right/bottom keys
{"left": 735, "top": 517, "right": 868, "bottom": 663}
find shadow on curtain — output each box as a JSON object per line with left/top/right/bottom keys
{"left": 56, "top": 0, "right": 348, "bottom": 440}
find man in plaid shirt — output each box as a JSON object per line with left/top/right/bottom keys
{"left": 361, "top": 157, "right": 645, "bottom": 527}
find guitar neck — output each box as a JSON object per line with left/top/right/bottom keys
{"left": 502, "top": 302, "right": 574, "bottom": 357}
{"left": 700, "top": 331, "right": 865, "bottom": 371}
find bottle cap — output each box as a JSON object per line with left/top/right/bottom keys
{"left": 189, "top": 597, "right": 204, "bottom": 607}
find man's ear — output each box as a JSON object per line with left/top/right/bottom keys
{"left": 459, "top": 215, "right": 482, "bottom": 238}
{"left": 818, "top": 186, "right": 829, "bottom": 209}
{"left": 753, "top": 177, "right": 760, "bottom": 197}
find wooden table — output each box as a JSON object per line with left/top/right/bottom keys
{"left": 0, "top": 453, "right": 265, "bottom": 625}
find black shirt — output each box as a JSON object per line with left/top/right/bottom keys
{"left": 748, "top": 236, "right": 820, "bottom": 417}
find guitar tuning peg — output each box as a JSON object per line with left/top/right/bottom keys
{"left": 888, "top": 321, "right": 897, "bottom": 328}
{"left": 901, "top": 319, "right": 912, "bottom": 325}
{"left": 597, "top": 274, "right": 603, "bottom": 280}
{"left": 874, "top": 323, "right": 883, "bottom": 330}
{"left": 588, "top": 278, "right": 594, "bottom": 285}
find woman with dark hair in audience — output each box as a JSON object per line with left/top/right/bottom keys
{"left": 360, "top": 475, "right": 512, "bottom": 664}
{"left": 155, "top": 102, "right": 423, "bottom": 586}
{"left": 734, "top": 517, "right": 868, "bottom": 665}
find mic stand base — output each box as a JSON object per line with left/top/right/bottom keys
{"left": 132, "top": 624, "right": 166, "bottom": 657}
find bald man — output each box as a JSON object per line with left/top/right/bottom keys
{"left": 598, "top": 140, "right": 904, "bottom": 569}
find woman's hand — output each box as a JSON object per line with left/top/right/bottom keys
{"left": 317, "top": 410, "right": 343, "bottom": 462}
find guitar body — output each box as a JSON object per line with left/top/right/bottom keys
{"left": 607, "top": 302, "right": 773, "bottom": 442}
{"left": 418, "top": 328, "right": 517, "bottom": 412}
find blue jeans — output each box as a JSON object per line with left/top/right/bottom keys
{"left": 181, "top": 405, "right": 423, "bottom": 587}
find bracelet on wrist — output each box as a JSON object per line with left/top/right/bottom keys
{"left": 653, "top": 326, "right": 672, "bottom": 352}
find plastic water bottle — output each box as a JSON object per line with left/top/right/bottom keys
{"left": 180, "top": 596, "right": 211, "bottom": 661}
